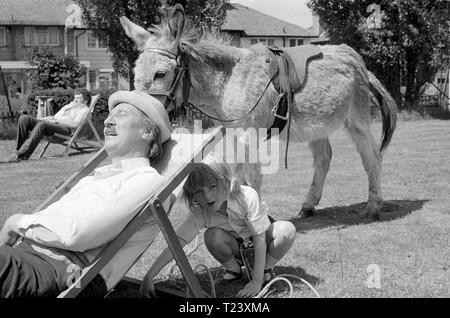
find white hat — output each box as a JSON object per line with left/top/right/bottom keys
{"left": 108, "top": 90, "right": 171, "bottom": 143}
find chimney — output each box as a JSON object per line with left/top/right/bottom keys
{"left": 311, "top": 14, "right": 321, "bottom": 36}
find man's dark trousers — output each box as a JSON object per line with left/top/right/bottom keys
{"left": 16, "top": 115, "right": 72, "bottom": 159}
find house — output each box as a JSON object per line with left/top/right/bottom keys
{"left": 0, "top": 0, "right": 322, "bottom": 100}
{"left": 0, "top": 0, "right": 123, "bottom": 98}
{"left": 422, "top": 67, "right": 450, "bottom": 110}
{"left": 222, "top": 3, "right": 317, "bottom": 48}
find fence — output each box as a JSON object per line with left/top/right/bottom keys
{"left": 419, "top": 95, "right": 439, "bottom": 106}
{"left": 0, "top": 110, "right": 20, "bottom": 139}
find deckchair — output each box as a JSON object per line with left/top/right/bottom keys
{"left": 38, "top": 94, "right": 103, "bottom": 158}
{"left": 29, "top": 126, "right": 225, "bottom": 298}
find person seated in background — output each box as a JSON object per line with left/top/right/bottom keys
{"left": 0, "top": 90, "right": 172, "bottom": 297}
{"left": 1, "top": 89, "right": 91, "bottom": 163}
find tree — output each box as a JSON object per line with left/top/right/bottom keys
{"left": 74, "top": 0, "right": 229, "bottom": 90}
{"left": 308, "top": 0, "right": 450, "bottom": 110}
{"left": 27, "top": 48, "right": 86, "bottom": 90}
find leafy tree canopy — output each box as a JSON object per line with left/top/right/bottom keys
{"left": 308, "top": 0, "right": 450, "bottom": 109}
{"left": 74, "top": 0, "right": 230, "bottom": 89}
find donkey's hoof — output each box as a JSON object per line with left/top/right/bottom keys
{"left": 364, "top": 203, "right": 381, "bottom": 221}
{"left": 364, "top": 210, "right": 380, "bottom": 221}
{"left": 298, "top": 207, "right": 316, "bottom": 219}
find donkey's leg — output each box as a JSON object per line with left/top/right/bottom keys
{"left": 299, "top": 138, "right": 332, "bottom": 218}
{"left": 346, "top": 122, "right": 383, "bottom": 220}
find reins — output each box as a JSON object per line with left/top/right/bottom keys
{"left": 184, "top": 77, "right": 274, "bottom": 123}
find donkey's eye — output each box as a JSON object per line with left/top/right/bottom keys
{"left": 154, "top": 72, "right": 166, "bottom": 79}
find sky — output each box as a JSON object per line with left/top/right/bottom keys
{"left": 231, "top": 0, "right": 313, "bottom": 29}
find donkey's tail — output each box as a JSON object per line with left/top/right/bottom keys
{"left": 368, "top": 71, "right": 397, "bottom": 153}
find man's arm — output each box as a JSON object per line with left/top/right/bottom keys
{"left": 16, "top": 174, "right": 166, "bottom": 252}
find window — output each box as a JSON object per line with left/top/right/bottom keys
{"left": 88, "top": 70, "right": 97, "bottom": 89}
{"left": 250, "top": 38, "right": 275, "bottom": 46}
{"left": 36, "top": 27, "right": 48, "bottom": 45}
{"left": 0, "top": 27, "right": 6, "bottom": 46}
{"left": 24, "top": 27, "right": 34, "bottom": 46}
{"left": 23, "top": 27, "right": 59, "bottom": 46}
{"left": 87, "top": 31, "right": 107, "bottom": 49}
{"left": 289, "top": 39, "right": 304, "bottom": 47}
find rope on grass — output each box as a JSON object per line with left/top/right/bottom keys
{"left": 162, "top": 235, "right": 321, "bottom": 299}
{"left": 193, "top": 264, "right": 216, "bottom": 298}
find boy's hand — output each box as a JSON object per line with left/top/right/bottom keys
{"left": 236, "top": 280, "right": 263, "bottom": 298}
{"left": 139, "top": 278, "right": 156, "bottom": 298}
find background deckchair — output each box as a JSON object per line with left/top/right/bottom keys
{"left": 39, "top": 94, "right": 103, "bottom": 158}
{"left": 29, "top": 126, "right": 225, "bottom": 298}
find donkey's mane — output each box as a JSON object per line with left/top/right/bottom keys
{"left": 147, "top": 21, "right": 239, "bottom": 67}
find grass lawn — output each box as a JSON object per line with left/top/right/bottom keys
{"left": 0, "top": 119, "right": 449, "bottom": 298}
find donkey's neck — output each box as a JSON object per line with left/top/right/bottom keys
{"left": 187, "top": 43, "right": 248, "bottom": 103}
{"left": 186, "top": 42, "right": 273, "bottom": 128}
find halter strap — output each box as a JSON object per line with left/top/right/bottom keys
{"left": 143, "top": 47, "right": 191, "bottom": 114}
{"left": 144, "top": 48, "right": 177, "bottom": 60}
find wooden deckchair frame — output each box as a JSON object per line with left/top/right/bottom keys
{"left": 39, "top": 94, "right": 103, "bottom": 158}
{"left": 33, "top": 126, "right": 226, "bottom": 298}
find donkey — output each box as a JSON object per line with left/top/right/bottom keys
{"left": 120, "top": 5, "right": 397, "bottom": 220}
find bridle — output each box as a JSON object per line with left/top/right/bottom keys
{"left": 144, "top": 47, "right": 191, "bottom": 117}
{"left": 144, "top": 46, "right": 275, "bottom": 124}
{"left": 144, "top": 46, "right": 294, "bottom": 168}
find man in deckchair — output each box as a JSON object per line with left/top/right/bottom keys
{"left": 1, "top": 89, "right": 92, "bottom": 163}
{"left": 0, "top": 91, "right": 171, "bottom": 297}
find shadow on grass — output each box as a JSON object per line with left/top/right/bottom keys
{"left": 108, "top": 265, "right": 322, "bottom": 299}
{"left": 288, "top": 199, "right": 429, "bottom": 233}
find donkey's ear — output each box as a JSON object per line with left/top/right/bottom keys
{"left": 120, "top": 16, "right": 152, "bottom": 50}
{"left": 168, "top": 4, "right": 185, "bottom": 42}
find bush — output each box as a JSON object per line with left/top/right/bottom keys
{"left": 27, "top": 48, "right": 85, "bottom": 90}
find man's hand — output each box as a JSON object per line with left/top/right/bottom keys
{"left": 0, "top": 214, "right": 23, "bottom": 247}
{"left": 42, "top": 116, "right": 56, "bottom": 123}
{"left": 139, "top": 277, "right": 156, "bottom": 298}
{"left": 236, "top": 279, "right": 264, "bottom": 298}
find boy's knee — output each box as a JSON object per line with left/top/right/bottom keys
{"left": 277, "top": 221, "right": 297, "bottom": 244}
{"left": 204, "top": 228, "right": 225, "bottom": 247}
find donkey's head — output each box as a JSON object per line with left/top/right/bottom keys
{"left": 120, "top": 4, "right": 191, "bottom": 113}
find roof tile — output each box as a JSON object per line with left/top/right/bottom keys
{"left": 223, "top": 3, "right": 313, "bottom": 37}
{"left": 0, "top": 0, "right": 73, "bottom": 25}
